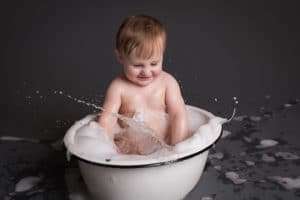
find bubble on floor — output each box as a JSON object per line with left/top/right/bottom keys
{"left": 201, "top": 194, "right": 217, "bottom": 200}
{"left": 250, "top": 116, "right": 262, "bottom": 122}
{"left": 213, "top": 165, "right": 222, "bottom": 171}
{"left": 268, "top": 176, "right": 300, "bottom": 190}
{"left": 225, "top": 171, "right": 247, "bottom": 184}
{"left": 243, "top": 136, "right": 253, "bottom": 143}
{"left": 275, "top": 152, "right": 300, "bottom": 160}
{"left": 256, "top": 139, "right": 278, "bottom": 149}
{"left": 209, "top": 152, "right": 224, "bottom": 160}
{"left": 245, "top": 160, "right": 255, "bottom": 166}
{"left": 262, "top": 111, "right": 273, "bottom": 118}
{"left": 233, "top": 115, "right": 248, "bottom": 122}
{"left": 14, "top": 176, "right": 43, "bottom": 192}
{"left": 0, "top": 136, "right": 40, "bottom": 143}
{"left": 283, "top": 103, "right": 292, "bottom": 108}
{"left": 262, "top": 154, "right": 276, "bottom": 162}
{"left": 221, "top": 129, "right": 232, "bottom": 138}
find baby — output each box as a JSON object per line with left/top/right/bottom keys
{"left": 98, "top": 15, "right": 189, "bottom": 155}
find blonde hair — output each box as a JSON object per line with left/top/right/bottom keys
{"left": 116, "top": 15, "right": 167, "bottom": 59}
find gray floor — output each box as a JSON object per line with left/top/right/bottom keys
{"left": 0, "top": 92, "right": 299, "bottom": 200}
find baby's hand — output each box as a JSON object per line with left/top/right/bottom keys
{"left": 113, "top": 128, "right": 164, "bottom": 155}
{"left": 114, "top": 132, "right": 138, "bottom": 154}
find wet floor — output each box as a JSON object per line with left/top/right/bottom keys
{"left": 187, "top": 97, "right": 300, "bottom": 200}
{"left": 0, "top": 91, "right": 299, "bottom": 200}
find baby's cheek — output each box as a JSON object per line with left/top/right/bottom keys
{"left": 152, "top": 69, "right": 161, "bottom": 77}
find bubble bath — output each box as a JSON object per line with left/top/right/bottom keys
{"left": 64, "top": 105, "right": 227, "bottom": 166}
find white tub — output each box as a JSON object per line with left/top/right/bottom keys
{"left": 64, "top": 105, "right": 224, "bottom": 200}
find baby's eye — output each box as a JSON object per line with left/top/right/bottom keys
{"left": 151, "top": 63, "right": 158, "bottom": 66}
{"left": 133, "top": 64, "right": 143, "bottom": 67}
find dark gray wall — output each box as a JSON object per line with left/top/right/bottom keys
{"left": 1, "top": 1, "right": 299, "bottom": 109}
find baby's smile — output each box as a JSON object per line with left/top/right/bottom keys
{"left": 137, "top": 75, "right": 152, "bottom": 81}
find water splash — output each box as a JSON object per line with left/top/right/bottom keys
{"left": 54, "top": 90, "right": 171, "bottom": 153}
{"left": 213, "top": 96, "right": 238, "bottom": 122}
{"left": 53, "top": 90, "right": 102, "bottom": 111}
{"left": 227, "top": 96, "right": 238, "bottom": 122}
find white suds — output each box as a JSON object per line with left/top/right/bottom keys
{"left": 64, "top": 106, "right": 225, "bottom": 166}
{"left": 201, "top": 195, "right": 216, "bottom": 200}
{"left": 221, "top": 130, "right": 232, "bottom": 139}
{"left": 225, "top": 171, "right": 247, "bottom": 184}
{"left": 249, "top": 116, "right": 262, "bottom": 122}
{"left": 0, "top": 136, "right": 40, "bottom": 143}
{"left": 213, "top": 165, "right": 222, "bottom": 171}
{"left": 283, "top": 103, "right": 292, "bottom": 108}
{"left": 256, "top": 139, "right": 278, "bottom": 149}
{"left": 245, "top": 160, "right": 255, "bottom": 166}
{"left": 268, "top": 176, "right": 300, "bottom": 190}
{"left": 208, "top": 152, "right": 224, "bottom": 160}
{"left": 262, "top": 154, "right": 276, "bottom": 162}
{"left": 274, "top": 152, "right": 299, "bottom": 160}
{"left": 15, "top": 176, "right": 42, "bottom": 192}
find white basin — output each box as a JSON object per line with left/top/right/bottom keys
{"left": 64, "top": 105, "right": 224, "bottom": 200}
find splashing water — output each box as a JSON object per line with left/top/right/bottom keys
{"left": 58, "top": 91, "right": 240, "bottom": 154}
{"left": 54, "top": 90, "right": 102, "bottom": 111}
{"left": 212, "top": 96, "right": 238, "bottom": 123}
{"left": 54, "top": 90, "right": 171, "bottom": 154}
{"left": 29, "top": 90, "right": 233, "bottom": 155}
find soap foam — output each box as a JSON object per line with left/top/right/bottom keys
{"left": 64, "top": 106, "right": 225, "bottom": 166}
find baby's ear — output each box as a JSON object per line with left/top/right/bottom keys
{"left": 115, "top": 49, "right": 123, "bottom": 64}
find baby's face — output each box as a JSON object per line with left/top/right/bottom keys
{"left": 121, "top": 50, "right": 163, "bottom": 87}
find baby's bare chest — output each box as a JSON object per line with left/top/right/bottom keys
{"left": 120, "top": 88, "right": 166, "bottom": 115}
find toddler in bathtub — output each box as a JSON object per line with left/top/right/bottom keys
{"left": 98, "top": 15, "right": 189, "bottom": 155}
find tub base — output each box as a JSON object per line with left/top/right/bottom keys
{"left": 78, "top": 151, "right": 209, "bottom": 200}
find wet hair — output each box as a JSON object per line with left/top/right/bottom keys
{"left": 116, "top": 15, "right": 167, "bottom": 59}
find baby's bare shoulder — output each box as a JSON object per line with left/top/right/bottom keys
{"left": 161, "top": 71, "right": 179, "bottom": 87}
{"left": 106, "top": 76, "right": 126, "bottom": 93}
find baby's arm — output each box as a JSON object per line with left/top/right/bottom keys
{"left": 165, "top": 74, "right": 189, "bottom": 145}
{"left": 98, "top": 78, "right": 122, "bottom": 137}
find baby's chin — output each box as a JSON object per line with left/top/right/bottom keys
{"left": 131, "top": 77, "right": 155, "bottom": 87}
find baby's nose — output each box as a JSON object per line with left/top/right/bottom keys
{"left": 141, "top": 68, "right": 151, "bottom": 76}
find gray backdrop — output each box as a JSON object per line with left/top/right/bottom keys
{"left": 1, "top": 0, "right": 299, "bottom": 125}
